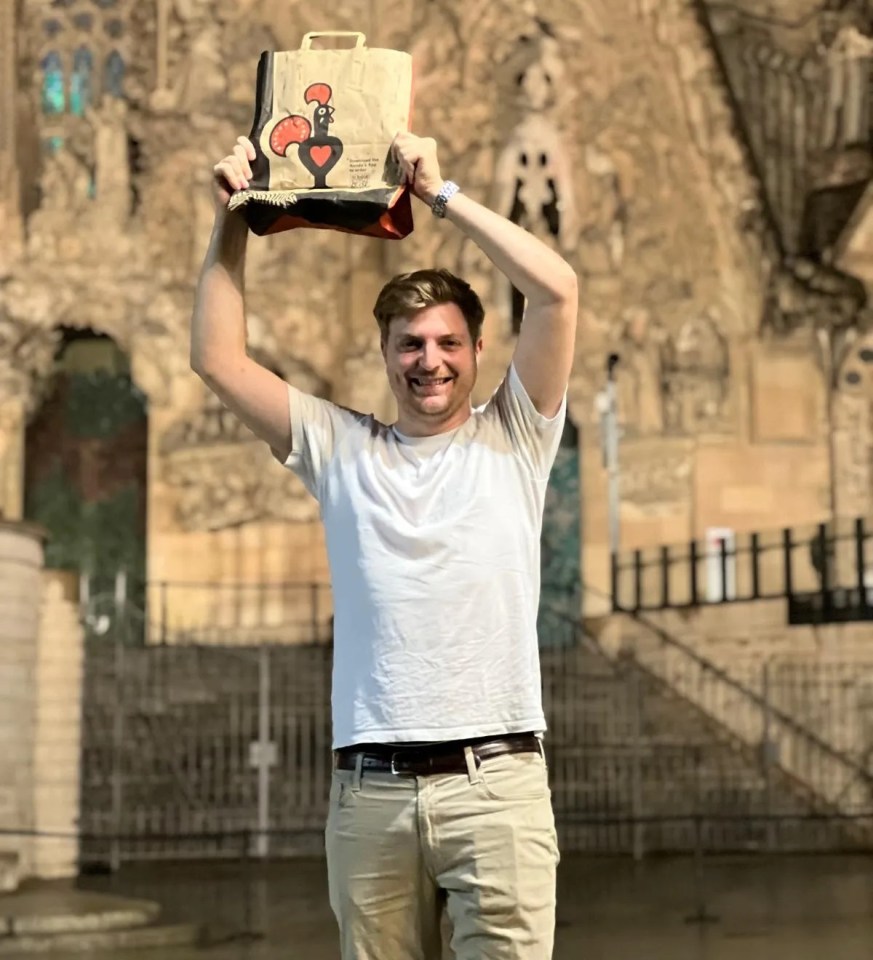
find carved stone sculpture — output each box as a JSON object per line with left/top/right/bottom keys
{"left": 822, "top": 25, "right": 873, "bottom": 151}
{"left": 662, "top": 312, "right": 731, "bottom": 435}
{"left": 492, "top": 17, "right": 581, "bottom": 331}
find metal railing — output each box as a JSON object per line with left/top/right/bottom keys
{"left": 81, "top": 576, "right": 333, "bottom": 646}
{"left": 72, "top": 598, "right": 873, "bottom": 864}
{"left": 611, "top": 517, "right": 873, "bottom": 622}
{"left": 574, "top": 604, "right": 873, "bottom": 825}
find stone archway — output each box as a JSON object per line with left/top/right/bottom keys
{"left": 23, "top": 328, "right": 148, "bottom": 615}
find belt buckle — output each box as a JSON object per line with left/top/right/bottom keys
{"left": 390, "top": 750, "right": 416, "bottom": 776}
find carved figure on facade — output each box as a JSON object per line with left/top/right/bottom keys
{"left": 580, "top": 144, "right": 626, "bottom": 273}
{"left": 619, "top": 454, "right": 692, "bottom": 508}
{"left": 834, "top": 328, "right": 873, "bottom": 516}
{"left": 89, "top": 95, "right": 131, "bottom": 226}
{"left": 615, "top": 306, "right": 666, "bottom": 436}
{"left": 0, "top": 314, "right": 59, "bottom": 415}
{"left": 28, "top": 144, "right": 92, "bottom": 253}
{"left": 160, "top": 393, "right": 318, "bottom": 530}
{"left": 492, "top": 17, "right": 581, "bottom": 331}
{"left": 822, "top": 24, "right": 873, "bottom": 151}
{"left": 764, "top": 259, "right": 867, "bottom": 340}
{"left": 160, "top": 342, "right": 331, "bottom": 530}
{"left": 662, "top": 311, "right": 731, "bottom": 434}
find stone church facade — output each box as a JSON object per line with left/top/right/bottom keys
{"left": 0, "top": 0, "right": 872, "bottom": 630}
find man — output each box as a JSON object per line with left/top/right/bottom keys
{"left": 191, "top": 131, "right": 578, "bottom": 960}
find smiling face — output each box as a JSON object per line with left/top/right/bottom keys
{"left": 382, "top": 303, "right": 483, "bottom": 437}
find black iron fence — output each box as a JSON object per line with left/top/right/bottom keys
{"left": 68, "top": 598, "right": 873, "bottom": 865}
{"left": 611, "top": 517, "right": 873, "bottom": 623}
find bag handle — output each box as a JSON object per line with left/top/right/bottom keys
{"left": 300, "top": 31, "right": 367, "bottom": 50}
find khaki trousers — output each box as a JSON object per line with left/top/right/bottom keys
{"left": 325, "top": 746, "right": 559, "bottom": 960}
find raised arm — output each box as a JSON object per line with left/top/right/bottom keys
{"left": 190, "top": 137, "right": 292, "bottom": 459}
{"left": 393, "top": 133, "right": 578, "bottom": 418}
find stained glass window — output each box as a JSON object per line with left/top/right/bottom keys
{"left": 39, "top": 0, "right": 131, "bottom": 154}
{"left": 70, "top": 46, "right": 94, "bottom": 116}
{"left": 103, "top": 49, "right": 125, "bottom": 98}
{"left": 41, "top": 51, "right": 66, "bottom": 115}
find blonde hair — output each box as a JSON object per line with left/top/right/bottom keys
{"left": 373, "top": 269, "right": 484, "bottom": 343}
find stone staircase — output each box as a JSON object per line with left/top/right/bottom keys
{"left": 0, "top": 885, "right": 202, "bottom": 955}
{"left": 539, "top": 640, "right": 855, "bottom": 853}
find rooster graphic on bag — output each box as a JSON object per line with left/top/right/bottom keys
{"left": 269, "top": 82, "right": 344, "bottom": 188}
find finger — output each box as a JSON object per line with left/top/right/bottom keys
{"left": 233, "top": 143, "right": 253, "bottom": 180}
{"left": 214, "top": 158, "right": 247, "bottom": 191}
{"left": 228, "top": 156, "right": 249, "bottom": 189}
{"left": 237, "top": 136, "right": 257, "bottom": 162}
{"left": 400, "top": 148, "right": 419, "bottom": 178}
{"left": 212, "top": 168, "right": 233, "bottom": 195}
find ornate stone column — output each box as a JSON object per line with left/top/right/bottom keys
{"left": 31, "top": 570, "right": 83, "bottom": 879}
{"left": 0, "top": 524, "right": 84, "bottom": 885}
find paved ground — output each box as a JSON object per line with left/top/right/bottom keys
{"left": 69, "top": 852, "right": 873, "bottom": 959}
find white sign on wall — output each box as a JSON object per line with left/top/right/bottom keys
{"left": 705, "top": 527, "right": 736, "bottom": 602}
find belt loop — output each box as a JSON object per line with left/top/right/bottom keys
{"left": 535, "top": 735, "right": 547, "bottom": 764}
{"left": 463, "top": 745, "right": 481, "bottom": 784}
{"left": 352, "top": 752, "right": 364, "bottom": 793}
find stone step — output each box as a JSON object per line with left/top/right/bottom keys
{"left": 0, "top": 889, "right": 159, "bottom": 936}
{"left": 0, "top": 922, "right": 202, "bottom": 955}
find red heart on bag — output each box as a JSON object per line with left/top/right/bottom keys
{"left": 310, "top": 145, "right": 332, "bottom": 167}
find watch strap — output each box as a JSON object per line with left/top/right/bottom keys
{"left": 431, "top": 180, "right": 460, "bottom": 218}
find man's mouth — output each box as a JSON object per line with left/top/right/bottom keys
{"left": 408, "top": 375, "right": 455, "bottom": 395}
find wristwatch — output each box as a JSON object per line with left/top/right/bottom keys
{"left": 431, "top": 180, "right": 460, "bottom": 218}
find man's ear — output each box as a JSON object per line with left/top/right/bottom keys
{"left": 475, "top": 337, "right": 484, "bottom": 357}
{"left": 380, "top": 336, "right": 387, "bottom": 359}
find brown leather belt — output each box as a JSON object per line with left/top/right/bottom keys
{"left": 334, "top": 732, "right": 541, "bottom": 777}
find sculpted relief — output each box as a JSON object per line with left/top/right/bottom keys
{"left": 612, "top": 307, "right": 731, "bottom": 440}
{"left": 159, "top": 395, "right": 317, "bottom": 530}
{"left": 662, "top": 312, "right": 731, "bottom": 435}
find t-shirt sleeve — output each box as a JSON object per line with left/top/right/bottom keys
{"left": 488, "top": 362, "right": 568, "bottom": 479}
{"left": 278, "top": 384, "right": 362, "bottom": 500}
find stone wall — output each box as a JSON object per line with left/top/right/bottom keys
{"left": 0, "top": 0, "right": 868, "bottom": 628}
{"left": 0, "top": 521, "right": 43, "bottom": 888}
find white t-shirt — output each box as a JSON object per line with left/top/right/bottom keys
{"left": 283, "top": 363, "right": 566, "bottom": 749}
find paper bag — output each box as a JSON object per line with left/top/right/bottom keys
{"left": 228, "top": 31, "right": 415, "bottom": 239}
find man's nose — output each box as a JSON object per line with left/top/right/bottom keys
{"left": 420, "top": 343, "right": 441, "bottom": 369}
